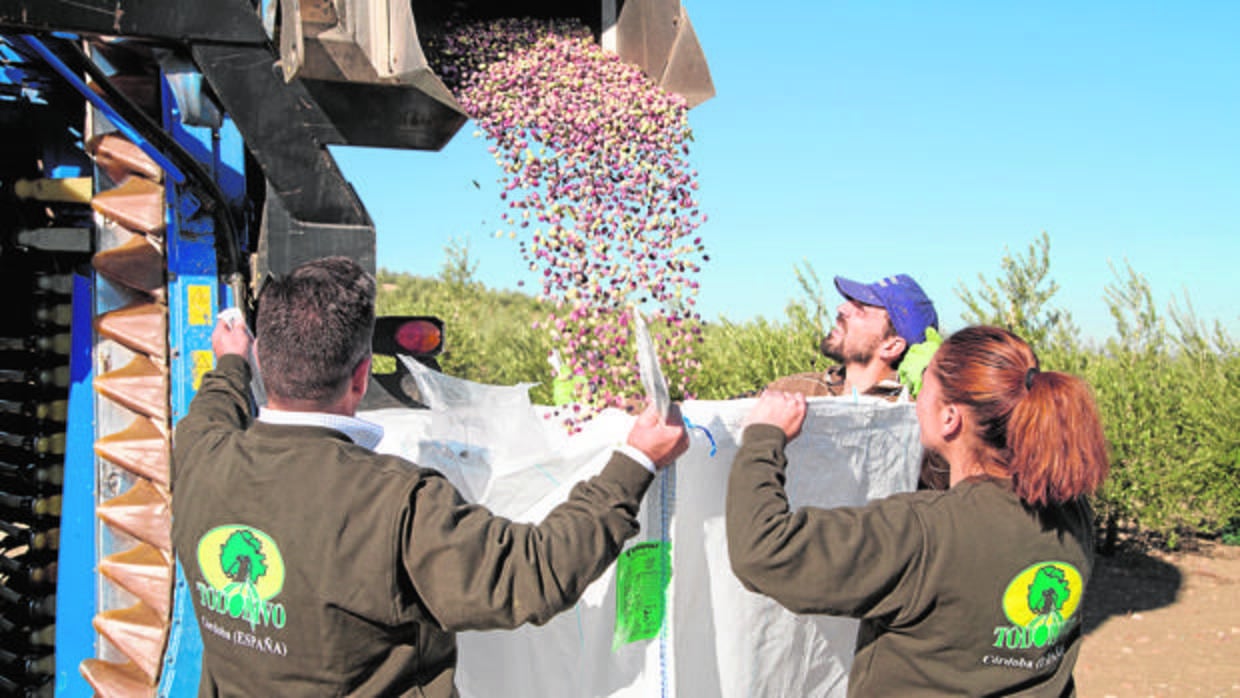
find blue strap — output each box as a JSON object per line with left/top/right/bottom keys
{"left": 681, "top": 415, "right": 717, "bottom": 457}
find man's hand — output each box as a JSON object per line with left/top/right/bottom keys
{"left": 212, "top": 312, "right": 253, "bottom": 360}
{"left": 626, "top": 403, "right": 690, "bottom": 470}
{"left": 744, "top": 390, "right": 807, "bottom": 442}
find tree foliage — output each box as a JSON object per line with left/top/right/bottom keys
{"left": 954, "top": 231, "right": 1078, "bottom": 355}
{"left": 376, "top": 261, "right": 554, "bottom": 402}
{"left": 687, "top": 259, "right": 828, "bottom": 399}
{"left": 1086, "top": 261, "right": 1240, "bottom": 548}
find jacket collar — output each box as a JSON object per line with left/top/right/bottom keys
{"left": 256, "top": 407, "right": 384, "bottom": 450}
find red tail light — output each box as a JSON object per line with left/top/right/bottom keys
{"left": 395, "top": 320, "right": 441, "bottom": 355}
{"left": 373, "top": 316, "right": 444, "bottom": 357}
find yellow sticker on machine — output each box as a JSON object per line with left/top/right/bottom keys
{"left": 192, "top": 350, "right": 214, "bottom": 390}
{"left": 188, "top": 285, "right": 213, "bottom": 326}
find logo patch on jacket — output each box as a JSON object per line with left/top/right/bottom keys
{"left": 196, "top": 525, "right": 289, "bottom": 634}
{"left": 983, "top": 561, "right": 1082, "bottom": 671}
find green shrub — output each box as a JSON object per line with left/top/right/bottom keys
{"left": 1083, "top": 263, "right": 1240, "bottom": 548}
{"left": 375, "top": 238, "right": 555, "bottom": 403}
{"left": 687, "top": 260, "right": 830, "bottom": 400}
{"left": 1222, "top": 512, "right": 1240, "bottom": 546}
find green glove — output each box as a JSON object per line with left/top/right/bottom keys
{"left": 898, "top": 327, "right": 943, "bottom": 399}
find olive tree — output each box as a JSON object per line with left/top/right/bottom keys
{"left": 954, "top": 231, "right": 1078, "bottom": 357}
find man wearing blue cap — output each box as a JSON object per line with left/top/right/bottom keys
{"left": 767, "top": 273, "right": 939, "bottom": 400}
{"left": 767, "top": 273, "right": 948, "bottom": 490}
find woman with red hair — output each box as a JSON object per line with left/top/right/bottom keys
{"left": 727, "top": 325, "right": 1109, "bottom": 696}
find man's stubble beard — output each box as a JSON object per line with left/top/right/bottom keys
{"left": 820, "top": 331, "right": 844, "bottom": 362}
{"left": 820, "top": 325, "right": 878, "bottom": 366}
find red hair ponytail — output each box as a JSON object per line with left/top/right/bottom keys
{"left": 931, "top": 326, "right": 1109, "bottom": 506}
{"left": 1009, "top": 371, "right": 1109, "bottom": 506}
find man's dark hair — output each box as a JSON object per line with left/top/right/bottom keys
{"left": 255, "top": 256, "right": 376, "bottom": 404}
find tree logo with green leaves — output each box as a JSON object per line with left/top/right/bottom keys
{"left": 196, "top": 524, "right": 288, "bottom": 631}
{"left": 221, "top": 529, "right": 268, "bottom": 584}
{"left": 993, "top": 561, "right": 1083, "bottom": 652}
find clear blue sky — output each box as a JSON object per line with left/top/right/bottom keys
{"left": 332, "top": 1, "right": 1239, "bottom": 342}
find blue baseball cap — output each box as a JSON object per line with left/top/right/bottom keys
{"left": 834, "top": 274, "right": 939, "bottom": 345}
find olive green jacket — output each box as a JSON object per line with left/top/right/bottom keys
{"left": 172, "top": 355, "right": 653, "bottom": 697}
{"left": 728, "top": 423, "right": 1095, "bottom": 697}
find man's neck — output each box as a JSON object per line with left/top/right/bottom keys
{"left": 839, "top": 362, "right": 897, "bottom": 396}
{"left": 265, "top": 396, "right": 354, "bottom": 417}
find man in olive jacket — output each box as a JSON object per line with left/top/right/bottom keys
{"left": 171, "top": 257, "right": 688, "bottom": 697}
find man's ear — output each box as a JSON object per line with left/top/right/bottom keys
{"left": 878, "top": 335, "right": 908, "bottom": 365}
{"left": 350, "top": 356, "right": 371, "bottom": 399}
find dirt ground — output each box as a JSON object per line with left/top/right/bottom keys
{"left": 1075, "top": 540, "right": 1240, "bottom": 697}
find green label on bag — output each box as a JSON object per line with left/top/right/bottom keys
{"left": 613, "top": 541, "right": 671, "bottom": 648}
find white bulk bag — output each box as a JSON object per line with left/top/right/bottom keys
{"left": 364, "top": 360, "right": 920, "bottom": 697}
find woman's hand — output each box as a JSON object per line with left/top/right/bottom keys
{"left": 744, "top": 390, "right": 807, "bottom": 442}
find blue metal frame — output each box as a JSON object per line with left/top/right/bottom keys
{"left": 158, "top": 58, "right": 248, "bottom": 697}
